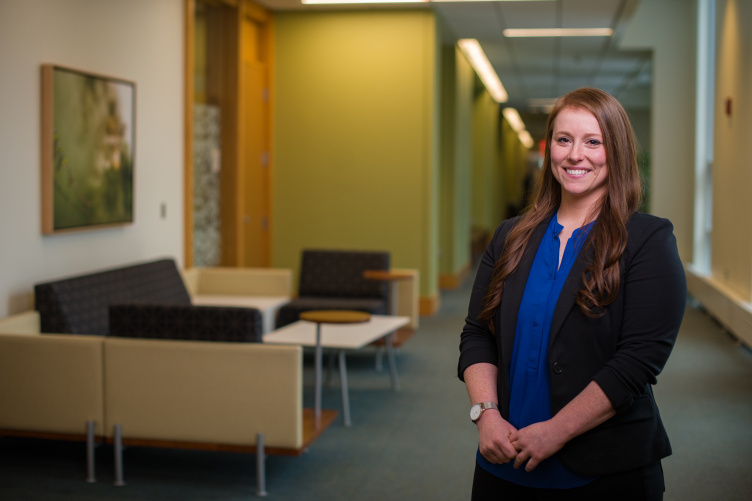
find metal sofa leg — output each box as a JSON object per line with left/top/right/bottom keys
{"left": 113, "top": 424, "right": 125, "bottom": 486}
{"left": 86, "top": 420, "right": 96, "bottom": 483}
{"left": 256, "top": 432, "right": 267, "bottom": 497}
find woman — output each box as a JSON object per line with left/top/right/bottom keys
{"left": 458, "top": 88, "right": 686, "bottom": 500}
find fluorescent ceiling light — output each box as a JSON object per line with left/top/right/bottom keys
{"left": 433, "top": 0, "right": 553, "bottom": 2}
{"left": 457, "top": 39, "right": 507, "bottom": 103}
{"left": 518, "top": 130, "right": 534, "bottom": 149}
{"left": 502, "top": 108, "right": 525, "bottom": 133}
{"left": 302, "top": 0, "right": 427, "bottom": 4}
{"left": 504, "top": 28, "right": 613, "bottom": 37}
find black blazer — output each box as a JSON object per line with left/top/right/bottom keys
{"left": 458, "top": 212, "right": 686, "bottom": 476}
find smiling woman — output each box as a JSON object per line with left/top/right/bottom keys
{"left": 458, "top": 88, "right": 686, "bottom": 501}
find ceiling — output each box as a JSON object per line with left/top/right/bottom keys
{"left": 254, "top": 0, "right": 652, "bottom": 142}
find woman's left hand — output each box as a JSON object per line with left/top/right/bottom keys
{"left": 509, "top": 420, "right": 567, "bottom": 472}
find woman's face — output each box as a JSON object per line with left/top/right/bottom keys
{"left": 550, "top": 106, "right": 609, "bottom": 207}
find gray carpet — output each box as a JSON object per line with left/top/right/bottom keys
{"left": 1, "top": 278, "right": 751, "bottom": 500}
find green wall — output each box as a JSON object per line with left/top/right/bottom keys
{"left": 499, "top": 118, "right": 530, "bottom": 217}
{"left": 471, "top": 91, "right": 503, "bottom": 233}
{"left": 470, "top": 91, "right": 531, "bottom": 238}
{"left": 272, "top": 10, "right": 440, "bottom": 299}
{"left": 439, "top": 46, "right": 474, "bottom": 279}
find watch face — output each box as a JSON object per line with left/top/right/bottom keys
{"left": 470, "top": 404, "right": 481, "bottom": 421}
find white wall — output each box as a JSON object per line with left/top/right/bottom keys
{"left": 712, "top": 0, "right": 752, "bottom": 301}
{"left": 0, "top": 0, "right": 184, "bottom": 317}
{"left": 620, "top": 0, "right": 697, "bottom": 262}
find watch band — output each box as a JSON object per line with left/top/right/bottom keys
{"left": 470, "top": 401, "right": 499, "bottom": 423}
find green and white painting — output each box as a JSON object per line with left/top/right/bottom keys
{"left": 42, "top": 65, "right": 135, "bottom": 233}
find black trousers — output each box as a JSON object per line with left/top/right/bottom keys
{"left": 471, "top": 460, "right": 665, "bottom": 501}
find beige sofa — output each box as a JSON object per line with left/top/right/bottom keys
{"left": 182, "top": 266, "right": 292, "bottom": 297}
{"left": 0, "top": 264, "right": 337, "bottom": 496}
{"left": 0, "top": 312, "right": 103, "bottom": 483}
{"left": 103, "top": 336, "right": 335, "bottom": 495}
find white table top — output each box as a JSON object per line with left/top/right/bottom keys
{"left": 192, "top": 295, "right": 290, "bottom": 310}
{"left": 192, "top": 295, "right": 290, "bottom": 334}
{"left": 264, "top": 315, "right": 410, "bottom": 349}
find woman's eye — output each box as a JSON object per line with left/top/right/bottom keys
{"left": 586, "top": 139, "right": 602, "bottom": 146}
{"left": 556, "top": 137, "right": 570, "bottom": 144}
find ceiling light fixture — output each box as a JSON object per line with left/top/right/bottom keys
{"left": 518, "top": 130, "right": 534, "bottom": 149}
{"left": 303, "top": 0, "right": 551, "bottom": 3}
{"left": 301, "top": 0, "right": 427, "bottom": 4}
{"left": 457, "top": 39, "right": 507, "bottom": 103}
{"left": 502, "top": 108, "right": 533, "bottom": 149}
{"left": 503, "top": 28, "right": 613, "bottom": 37}
{"left": 502, "top": 108, "right": 525, "bottom": 132}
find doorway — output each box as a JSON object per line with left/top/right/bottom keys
{"left": 185, "top": 0, "right": 272, "bottom": 268}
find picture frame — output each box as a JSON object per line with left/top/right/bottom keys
{"left": 41, "top": 64, "right": 136, "bottom": 234}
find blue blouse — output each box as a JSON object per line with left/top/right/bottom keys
{"left": 477, "top": 213, "right": 596, "bottom": 488}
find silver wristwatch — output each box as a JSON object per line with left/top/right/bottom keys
{"left": 470, "top": 402, "right": 499, "bottom": 423}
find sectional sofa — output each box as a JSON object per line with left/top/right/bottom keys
{"left": 0, "top": 258, "right": 335, "bottom": 496}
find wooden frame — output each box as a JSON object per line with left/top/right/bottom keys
{"left": 41, "top": 64, "right": 136, "bottom": 234}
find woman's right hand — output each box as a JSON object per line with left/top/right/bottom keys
{"left": 477, "top": 410, "right": 518, "bottom": 464}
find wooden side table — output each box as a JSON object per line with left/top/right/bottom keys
{"left": 299, "top": 310, "right": 370, "bottom": 428}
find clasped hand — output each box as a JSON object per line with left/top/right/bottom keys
{"left": 478, "top": 416, "right": 566, "bottom": 472}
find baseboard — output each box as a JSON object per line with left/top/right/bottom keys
{"left": 439, "top": 261, "right": 472, "bottom": 290}
{"left": 419, "top": 294, "right": 440, "bottom": 316}
{"left": 685, "top": 264, "right": 752, "bottom": 349}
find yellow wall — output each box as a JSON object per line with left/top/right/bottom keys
{"left": 272, "top": 10, "right": 439, "bottom": 300}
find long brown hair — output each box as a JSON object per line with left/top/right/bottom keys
{"left": 479, "top": 88, "right": 642, "bottom": 329}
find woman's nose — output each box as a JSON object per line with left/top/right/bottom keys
{"left": 568, "top": 143, "right": 584, "bottom": 162}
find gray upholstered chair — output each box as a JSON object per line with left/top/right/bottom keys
{"left": 275, "top": 249, "right": 390, "bottom": 328}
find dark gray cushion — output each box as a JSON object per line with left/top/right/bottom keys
{"left": 109, "top": 304, "right": 263, "bottom": 343}
{"left": 34, "top": 259, "right": 191, "bottom": 335}
{"left": 298, "top": 249, "right": 390, "bottom": 299}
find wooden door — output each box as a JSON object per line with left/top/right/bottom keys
{"left": 184, "top": 0, "right": 271, "bottom": 268}
{"left": 239, "top": 8, "right": 270, "bottom": 267}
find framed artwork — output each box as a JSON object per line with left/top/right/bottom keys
{"left": 41, "top": 64, "right": 136, "bottom": 234}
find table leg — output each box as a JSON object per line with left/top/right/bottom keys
{"left": 389, "top": 282, "right": 400, "bottom": 316}
{"left": 314, "top": 323, "right": 322, "bottom": 428}
{"left": 338, "top": 350, "right": 352, "bottom": 427}
{"left": 384, "top": 332, "right": 400, "bottom": 391}
{"left": 375, "top": 281, "right": 400, "bottom": 373}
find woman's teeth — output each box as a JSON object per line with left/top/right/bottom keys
{"left": 566, "top": 169, "right": 588, "bottom": 176}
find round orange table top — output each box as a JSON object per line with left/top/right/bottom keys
{"left": 299, "top": 310, "right": 371, "bottom": 324}
{"left": 362, "top": 270, "right": 413, "bottom": 281}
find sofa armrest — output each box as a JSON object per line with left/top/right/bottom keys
{"left": 109, "top": 304, "right": 263, "bottom": 343}
{"left": 0, "top": 332, "right": 104, "bottom": 435}
{"left": 392, "top": 268, "right": 420, "bottom": 330}
{"left": 182, "top": 267, "right": 292, "bottom": 297}
{"left": 0, "top": 311, "right": 41, "bottom": 334}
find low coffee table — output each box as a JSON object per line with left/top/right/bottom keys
{"left": 264, "top": 312, "right": 410, "bottom": 427}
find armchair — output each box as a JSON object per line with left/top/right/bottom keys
{"left": 276, "top": 249, "right": 390, "bottom": 328}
